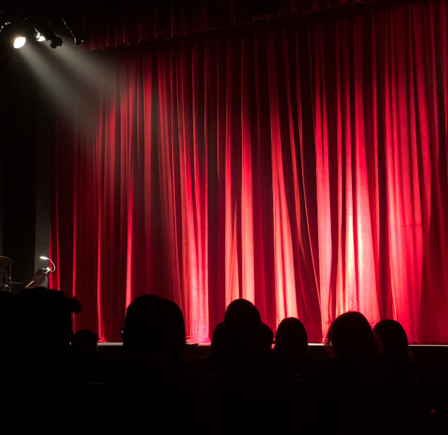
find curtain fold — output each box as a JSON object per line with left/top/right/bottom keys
{"left": 51, "top": 0, "right": 448, "bottom": 343}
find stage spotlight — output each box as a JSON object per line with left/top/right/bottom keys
{"left": 13, "top": 36, "right": 26, "bottom": 49}
{"left": 48, "top": 36, "right": 63, "bottom": 49}
{"left": 1, "top": 20, "right": 29, "bottom": 49}
{"left": 33, "top": 25, "right": 63, "bottom": 48}
{"left": 36, "top": 32, "right": 45, "bottom": 42}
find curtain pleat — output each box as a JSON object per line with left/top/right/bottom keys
{"left": 74, "top": 0, "right": 376, "bottom": 51}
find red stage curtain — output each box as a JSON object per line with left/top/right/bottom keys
{"left": 75, "top": 0, "right": 376, "bottom": 51}
{"left": 51, "top": 0, "right": 448, "bottom": 343}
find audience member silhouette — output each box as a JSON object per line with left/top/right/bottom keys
{"left": 14, "top": 287, "right": 79, "bottom": 360}
{"left": 256, "top": 322, "right": 274, "bottom": 351}
{"left": 73, "top": 329, "right": 99, "bottom": 352}
{"left": 2, "top": 285, "right": 443, "bottom": 434}
{"left": 203, "top": 299, "right": 260, "bottom": 377}
{"left": 374, "top": 319, "right": 432, "bottom": 434}
{"left": 161, "top": 298, "right": 187, "bottom": 368}
{"left": 0, "top": 291, "right": 31, "bottom": 429}
{"left": 122, "top": 294, "right": 169, "bottom": 363}
{"left": 83, "top": 294, "right": 205, "bottom": 434}
{"left": 204, "top": 299, "right": 297, "bottom": 434}
{"left": 319, "top": 312, "right": 384, "bottom": 435}
{"left": 374, "top": 319, "right": 412, "bottom": 362}
{"left": 325, "top": 311, "right": 379, "bottom": 362}
{"left": 191, "top": 321, "right": 227, "bottom": 376}
{"left": 210, "top": 320, "right": 227, "bottom": 354}
{"left": 224, "top": 298, "right": 261, "bottom": 352}
{"left": 274, "top": 317, "right": 320, "bottom": 375}
{"left": 13, "top": 287, "right": 82, "bottom": 429}
{"left": 70, "top": 329, "right": 101, "bottom": 383}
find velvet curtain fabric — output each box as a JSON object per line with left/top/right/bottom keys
{"left": 51, "top": 0, "right": 448, "bottom": 343}
{"left": 75, "top": 0, "right": 376, "bottom": 50}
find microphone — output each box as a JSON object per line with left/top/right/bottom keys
{"left": 40, "top": 256, "right": 56, "bottom": 273}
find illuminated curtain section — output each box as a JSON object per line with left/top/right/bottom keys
{"left": 313, "top": 13, "right": 382, "bottom": 337}
{"left": 51, "top": 0, "right": 448, "bottom": 343}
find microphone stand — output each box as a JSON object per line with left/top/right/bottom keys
{"left": 24, "top": 257, "right": 56, "bottom": 289}
{"left": 42, "top": 257, "right": 56, "bottom": 288}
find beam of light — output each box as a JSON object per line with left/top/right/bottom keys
{"left": 16, "top": 42, "right": 97, "bottom": 143}
{"left": 13, "top": 37, "right": 26, "bottom": 49}
{"left": 49, "top": 42, "right": 117, "bottom": 102}
{"left": 36, "top": 33, "right": 46, "bottom": 42}
{"left": 17, "top": 43, "right": 79, "bottom": 112}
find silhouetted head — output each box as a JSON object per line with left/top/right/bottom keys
{"left": 256, "top": 322, "right": 274, "bottom": 351}
{"left": 373, "top": 319, "right": 412, "bottom": 361}
{"left": 14, "top": 287, "right": 80, "bottom": 358}
{"left": 274, "top": 317, "right": 308, "bottom": 359}
{"left": 210, "top": 321, "right": 227, "bottom": 354}
{"left": 326, "top": 312, "right": 378, "bottom": 360}
{"left": 224, "top": 299, "right": 261, "bottom": 351}
{"left": 72, "top": 329, "right": 99, "bottom": 353}
{"left": 161, "top": 298, "right": 186, "bottom": 362}
{"left": 123, "top": 295, "right": 169, "bottom": 359}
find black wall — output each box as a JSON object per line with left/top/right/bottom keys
{"left": 0, "top": 45, "right": 54, "bottom": 287}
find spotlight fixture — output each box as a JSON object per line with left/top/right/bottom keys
{"left": 33, "top": 25, "right": 63, "bottom": 48}
{"left": 48, "top": 35, "right": 63, "bottom": 49}
{"left": 1, "top": 8, "right": 86, "bottom": 50}
{"left": 1, "top": 19, "right": 29, "bottom": 49}
{"left": 13, "top": 36, "right": 26, "bottom": 49}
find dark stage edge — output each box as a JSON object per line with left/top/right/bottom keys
{"left": 98, "top": 343, "right": 448, "bottom": 371}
